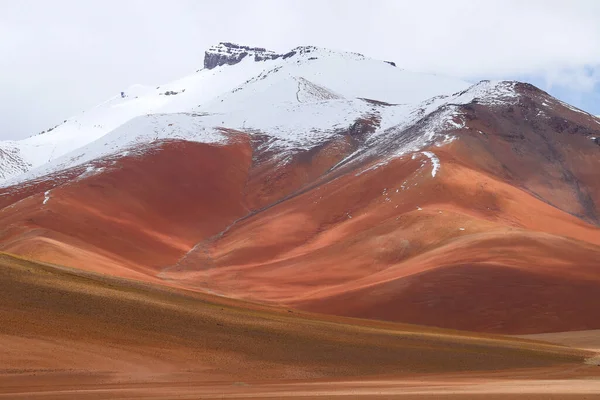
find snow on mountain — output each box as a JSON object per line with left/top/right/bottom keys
{"left": 414, "top": 80, "right": 519, "bottom": 118}
{"left": 6, "top": 99, "right": 414, "bottom": 186}
{"left": 0, "top": 42, "right": 472, "bottom": 186}
{"left": 198, "top": 46, "right": 470, "bottom": 113}
{"left": 12, "top": 78, "right": 522, "bottom": 187}
{"left": 337, "top": 80, "right": 526, "bottom": 176}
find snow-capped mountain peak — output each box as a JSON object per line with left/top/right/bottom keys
{"left": 1, "top": 43, "right": 475, "bottom": 186}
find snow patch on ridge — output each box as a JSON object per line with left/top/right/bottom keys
{"left": 451, "top": 80, "right": 519, "bottom": 107}
{"left": 42, "top": 190, "right": 50, "bottom": 205}
{"left": 418, "top": 80, "right": 519, "bottom": 117}
{"left": 78, "top": 165, "right": 106, "bottom": 180}
{"left": 422, "top": 151, "right": 440, "bottom": 177}
{"left": 353, "top": 104, "right": 464, "bottom": 176}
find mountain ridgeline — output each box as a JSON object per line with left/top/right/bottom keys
{"left": 0, "top": 42, "right": 599, "bottom": 334}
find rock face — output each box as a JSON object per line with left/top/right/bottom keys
{"left": 202, "top": 43, "right": 334, "bottom": 70}
{"left": 203, "top": 42, "right": 281, "bottom": 69}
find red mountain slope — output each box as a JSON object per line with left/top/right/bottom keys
{"left": 1, "top": 78, "right": 599, "bottom": 335}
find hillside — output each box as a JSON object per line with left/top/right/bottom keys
{"left": 0, "top": 43, "right": 599, "bottom": 337}
{"left": 1, "top": 252, "right": 594, "bottom": 398}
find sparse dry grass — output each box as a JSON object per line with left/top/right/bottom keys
{"left": 0, "top": 252, "right": 588, "bottom": 383}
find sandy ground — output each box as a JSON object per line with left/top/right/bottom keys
{"left": 521, "top": 329, "right": 600, "bottom": 351}
{"left": 2, "top": 374, "right": 600, "bottom": 399}
{"left": 1, "top": 252, "right": 599, "bottom": 399}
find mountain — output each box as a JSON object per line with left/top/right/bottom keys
{"left": 0, "top": 43, "right": 468, "bottom": 184}
{"left": 1, "top": 43, "right": 600, "bottom": 337}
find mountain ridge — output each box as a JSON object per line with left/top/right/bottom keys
{"left": 0, "top": 43, "right": 470, "bottom": 185}
{"left": 0, "top": 43, "right": 599, "bottom": 335}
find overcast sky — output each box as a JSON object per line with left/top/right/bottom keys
{"left": 1, "top": 0, "right": 599, "bottom": 140}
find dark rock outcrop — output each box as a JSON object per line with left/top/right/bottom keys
{"left": 203, "top": 43, "right": 371, "bottom": 70}
{"left": 204, "top": 43, "right": 281, "bottom": 69}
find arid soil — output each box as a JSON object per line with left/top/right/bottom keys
{"left": 1, "top": 252, "right": 599, "bottom": 399}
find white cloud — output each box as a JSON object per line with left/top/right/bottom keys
{"left": 543, "top": 67, "right": 600, "bottom": 92}
{"left": 1, "top": 0, "right": 599, "bottom": 139}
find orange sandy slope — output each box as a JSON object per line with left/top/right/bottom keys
{"left": 1, "top": 252, "right": 598, "bottom": 399}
